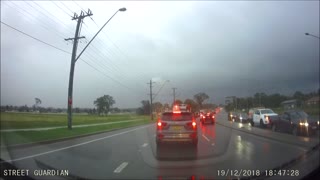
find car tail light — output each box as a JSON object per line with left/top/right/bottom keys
{"left": 212, "top": 115, "right": 215, "bottom": 118}
{"left": 157, "top": 121, "right": 167, "bottom": 129}
{"left": 192, "top": 121, "right": 196, "bottom": 127}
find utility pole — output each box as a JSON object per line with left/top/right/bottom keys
{"left": 172, "top": 88, "right": 177, "bottom": 105}
{"left": 147, "top": 80, "right": 155, "bottom": 120}
{"left": 65, "top": 10, "right": 92, "bottom": 130}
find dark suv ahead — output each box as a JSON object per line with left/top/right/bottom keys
{"left": 156, "top": 112, "right": 198, "bottom": 147}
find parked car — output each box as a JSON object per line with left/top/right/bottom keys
{"left": 252, "top": 108, "right": 278, "bottom": 128}
{"left": 271, "top": 110, "right": 319, "bottom": 136}
{"left": 228, "top": 111, "right": 236, "bottom": 121}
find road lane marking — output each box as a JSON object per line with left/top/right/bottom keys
{"left": 211, "top": 143, "right": 215, "bottom": 146}
{"left": 142, "top": 143, "right": 148, "bottom": 147}
{"left": 114, "top": 162, "right": 129, "bottom": 173}
{"left": 1, "top": 124, "right": 152, "bottom": 163}
{"left": 202, "top": 134, "right": 210, "bottom": 142}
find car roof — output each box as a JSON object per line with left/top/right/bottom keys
{"left": 162, "top": 111, "right": 192, "bottom": 115}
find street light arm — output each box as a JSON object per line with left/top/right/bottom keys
{"left": 75, "top": 10, "right": 120, "bottom": 62}
{"left": 305, "top": 33, "right": 320, "bottom": 39}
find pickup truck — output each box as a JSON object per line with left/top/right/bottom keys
{"left": 252, "top": 108, "right": 278, "bottom": 128}
{"left": 271, "top": 110, "right": 319, "bottom": 136}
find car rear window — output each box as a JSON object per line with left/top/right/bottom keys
{"left": 161, "top": 112, "right": 193, "bottom": 121}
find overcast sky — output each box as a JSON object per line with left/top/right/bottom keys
{"left": 1, "top": 1, "right": 319, "bottom": 108}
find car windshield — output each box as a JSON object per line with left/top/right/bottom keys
{"left": 161, "top": 112, "right": 193, "bottom": 121}
{"left": 239, "top": 113, "right": 248, "bottom": 118}
{"left": 261, "top": 109, "right": 275, "bottom": 114}
{"left": 1, "top": 1, "right": 319, "bottom": 180}
{"left": 297, "top": 111, "right": 308, "bottom": 118}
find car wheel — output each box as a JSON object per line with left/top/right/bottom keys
{"left": 292, "top": 126, "right": 298, "bottom": 136}
{"left": 250, "top": 120, "right": 254, "bottom": 126}
{"left": 271, "top": 124, "right": 277, "bottom": 132}
{"left": 260, "top": 119, "right": 265, "bottom": 128}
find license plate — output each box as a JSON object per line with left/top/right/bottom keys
{"left": 171, "top": 126, "right": 183, "bottom": 131}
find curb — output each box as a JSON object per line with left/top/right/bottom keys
{"left": 1, "top": 121, "right": 155, "bottom": 149}
{"left": 216, "top": 121, "right": 319, "bottom": 148}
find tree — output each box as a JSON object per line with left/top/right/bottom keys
{"left": 33, "top": 98, "right": 42, "bottom": 112}
{"left": 184, "top": 99, "right": 199, "bottom": 112}
{"left": 163, "top": 103, "right": 170, "bottom": 111}
{"left": 93, "top": 95, "right": 115, "bottom": 116}
{"left": 173, "top": 99, "right": 183, "bottom": 105}
{"left": 153, "top": 102, "right": 163, "bottom": 114}
{"left": 194, "top": 93, "right": 209, "bottom": 108}
{"left": 137, "top": 100, "right": 150, "bottom": 115}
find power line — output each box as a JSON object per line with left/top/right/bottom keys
{"left": 59, "top": 1, "right": 75, "bottom": 15}
{"left": 87, "top": 17, "right": 149, "bottom": 81}
{"left": 28, "top": 1, "right": 74, "bottom": 35}
{"left": 1, "top": 21, "right": 144, "bottom": 95}
{"left": 4, "top": 1, "right": 67, "bottom": 40}
{"left": 1, "top": 21, "right": 71, "bottom": 54}
{"left": 51, "top": 1, "right": 72, "bottom": 18}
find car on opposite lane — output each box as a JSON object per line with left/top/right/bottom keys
{"left": 233, "top": 112, "right": 249, "bottom": 123}
{"left": 271, "top": 110, "right": 319, "bottom": 136}
{"left": 252, "top": 108, "right": 278, "bottom": 128}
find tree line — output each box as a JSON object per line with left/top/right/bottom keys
{"left": 225, "top": 90, "right": 319, "bottom": 112}
{"left": 136, "top": 92, "right": 217, "bottom": 115}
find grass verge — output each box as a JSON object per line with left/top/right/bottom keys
{"left": 1, "top": 112, "right": 149, "bottom": 129}
{"left": 1, "top": 119, "right": 153, "bottom": 146}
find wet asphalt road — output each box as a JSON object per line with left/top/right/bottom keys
{"left": 1, "top": 110, "right": 319, "bottom": 180}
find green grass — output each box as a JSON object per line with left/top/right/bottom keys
{"left": 1, "top": 119, "right": 153, "bottom": 146}
{"left": 0, "top": 112, "right": 149, "bottom": 129}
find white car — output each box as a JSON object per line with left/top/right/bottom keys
{"left": 252, "top": 108, "right": 278, "bottom": 128}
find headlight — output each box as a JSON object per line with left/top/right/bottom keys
{"left": 305, "top": 122, "right": 309, "bottom": 127}
{"left": 299, "top": 122, "right": 304, "bottom": 126}
{"left": 318, "top": 121, "right": 319, "bottom": 125}
{"left": 240, "top": 117, "right": 243, "bottom": 120}
{"left": 230, "top": 115, "right": 233, "bottom": 117}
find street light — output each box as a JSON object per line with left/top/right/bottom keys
{"left": 67, "top": 7, "right": 126, "bottom": 129}
{"left": 75, "top": 8, "right": 127, "bottom": 62}
{"left": 305, "top": 32, "right": 320, "bottom": 39}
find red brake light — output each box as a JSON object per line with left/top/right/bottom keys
{"left": 212, "top": 115, "right": 215, "bottom": 118}
{"left": 157, "top": 122, "right": 162, "bottom": 127}
{"left": 192, "top": 122, "right": 196, "bottom": 126}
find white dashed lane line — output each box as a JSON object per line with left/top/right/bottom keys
{"left": 1, "top": 125, "right": 151, "bottom": 163}
{"left": 202, "top": 134, "right": 210, "bottom": 142}
{"left": 114, "top": 162, "right": 129, "bottom": 173}
{"left": 142, "top": 143, "right": 148, "bottom": 147}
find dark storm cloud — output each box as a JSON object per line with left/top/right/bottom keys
{"left": 1, "top": 1, "right": 319, "bottom": 107}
